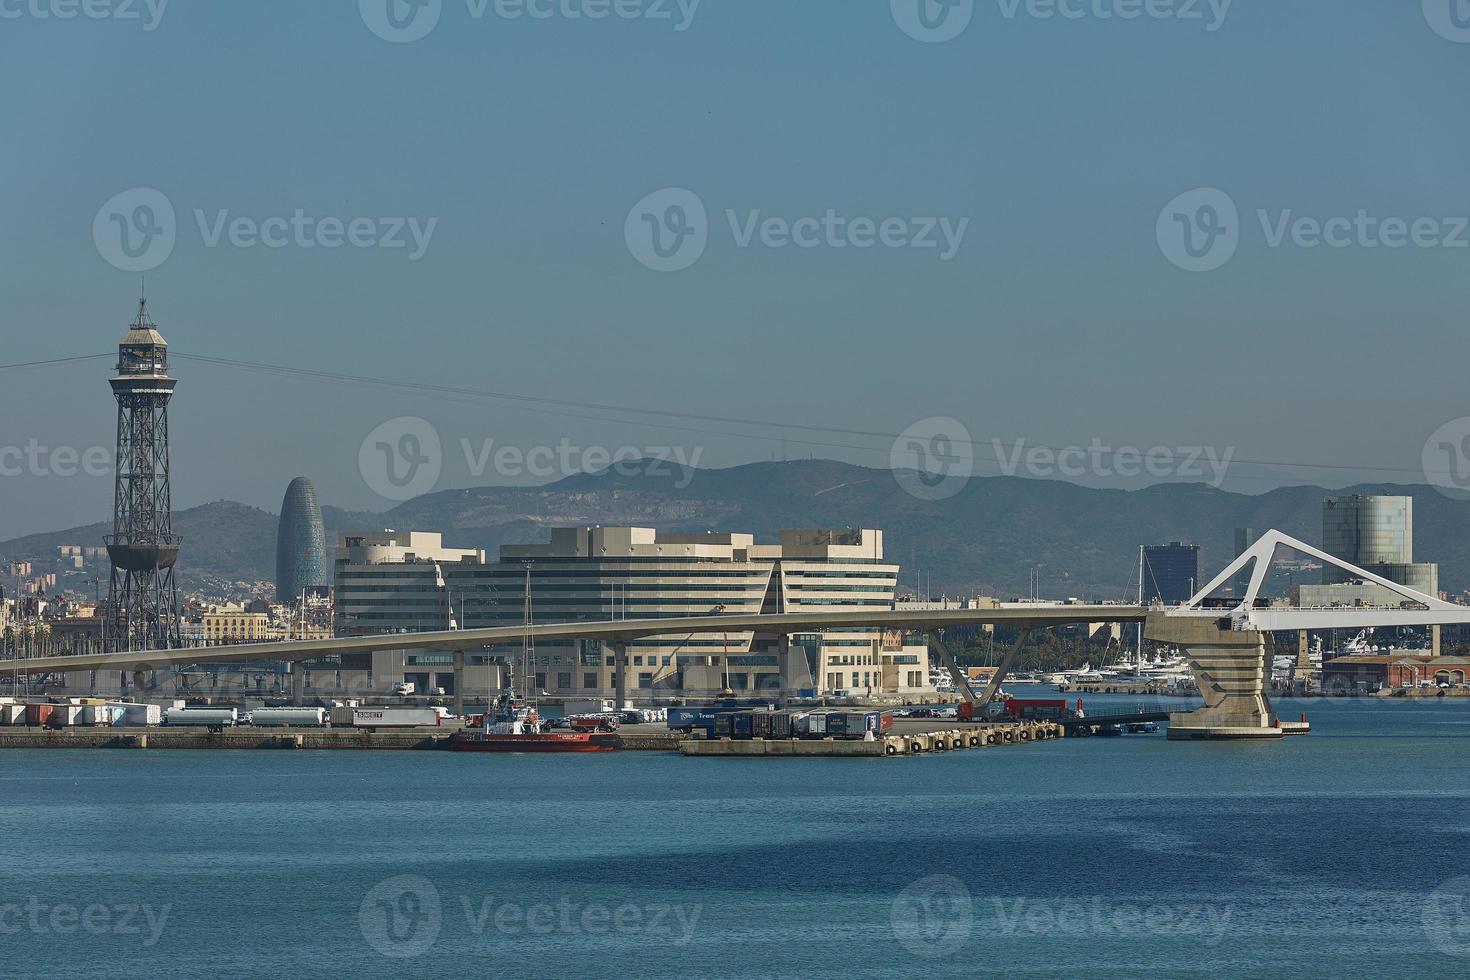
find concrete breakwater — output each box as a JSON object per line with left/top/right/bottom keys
{"left": 679, "top": 722, "right": 1067, "bottom": 757}
{"left": 0, "top": 728, "right": 687, "bottom": 752}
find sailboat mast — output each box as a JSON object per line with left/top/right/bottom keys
{"left": 1137, "top": 546, "right": 1145, "bottom": 671}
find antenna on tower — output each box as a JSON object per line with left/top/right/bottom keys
{"left": 134, "top": 279, "right": 154, "bottom": 328}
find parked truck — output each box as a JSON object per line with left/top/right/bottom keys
{"left": 250, "top": 707, "right": 328, "bottom": 728}
{"left": 165, "top": 707, "right": 239, "bottom": 727}
{"left": 351, "top": 707, "right": 443, "bottom": 729}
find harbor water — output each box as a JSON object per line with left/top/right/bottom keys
{"left": 2, "top": 689, "right": 1469, "bottom": 979}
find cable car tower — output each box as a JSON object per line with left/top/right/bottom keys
{"left": 103, "top": 291, "right": 182, "bottom": 652}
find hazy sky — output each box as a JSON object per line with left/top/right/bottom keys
{"left": 4, "top": 1, "right": 1470, "bottom": 539}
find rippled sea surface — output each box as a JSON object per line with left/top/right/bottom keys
{"left": 3, "top": 689, "right": 1469, "bottom": 979}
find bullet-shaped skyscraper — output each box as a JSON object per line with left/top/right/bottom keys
{"left": 276, "top": 477, "right": 328, "bottom": 603}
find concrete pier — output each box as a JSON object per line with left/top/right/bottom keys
{"left": 1144, "top": 614, "right": 1299, "bottom": 740}
{"left": 0, "top": 729, "right": 452, "bottom": 751}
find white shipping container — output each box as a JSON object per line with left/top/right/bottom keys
{"left": 564, "top": 699, "right": 615, "bottom": 716}
{"left": 165, "top": 707, "right": 238, "bottom": 727}
{"left": 0, "top": 704, "right": 26, "bottom": 725}
{"left": 81, "top": 705, "right": 124, "bottom": 726}
{"left": 352, "top": 707, "right": 441, "bottom": 729}
{"left": 250, "top": 708, "right": 327, "bottom": 728}
{"left": 116, "top": 704, "right": 163, "bottom": 727}
{"left": 329, "top": 705, "right": 357, "bottom": 727}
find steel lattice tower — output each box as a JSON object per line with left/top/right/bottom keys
{"left": 103, "top": 293, "right": 182, "bottom": 652}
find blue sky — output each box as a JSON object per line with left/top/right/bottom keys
{"left": 3, "top": 1, "right": 1470, "bottom": 538}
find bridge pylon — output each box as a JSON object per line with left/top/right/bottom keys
{"left": 1144, "top": 613, "right": 1287, "bottom": 739}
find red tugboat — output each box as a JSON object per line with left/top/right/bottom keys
{"left": 450, "top": 694, "right": 613, "bottom": 753}
{"left": 449, "top": 565, "right": 615, "bottom": 753}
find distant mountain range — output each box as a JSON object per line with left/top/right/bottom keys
{"left": 3, "top": 460, "right": 1467, "bottom": 598}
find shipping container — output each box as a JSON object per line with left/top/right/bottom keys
{"left": 712, "top": 714, "right": 734, "bottom": 738}
{"left": 0, "top": 704, "right": 26, "bottom": 725}
{"left": 771, "top": 711, "right": 804, "bottom": 739}
{"left": 330, "top": 705, "right": 357, "bottom": 727}
{"left": 250, "top": 708, "right": 328, "bottom": 728}
{"left": 165, "top": 707, "right": 239, "bottom": 727}
{"left": 115, "top": 703, "right": 163, "bottom": 727}
{"left": 564, "top": 699, "right": 615, "bottom": 716}
{"left": 1002, "top": 699, "right": 1072, "bottom": 722}
{"left": 81, "top": 705, "right": 124, "bottom": 727}
{"left": 351, "top": 707, "right": 441, "bottom": 729}
{"left": 25, "top": 704, "right": 54, "bottom": 727}
{"left": 750, "top": 711, "right": 773, "bottom": 739}
{"left": 667, "top": 707, "right": 719, "bottom": 732}
{"left": 50, "top": 705, "right": 85, "bottom": 727}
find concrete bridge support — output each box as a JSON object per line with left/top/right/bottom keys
{"left": 452, "top": 650, "right": 465, "bottom": 717}
{"left": 1144, "top": 613, "right": 1288, "bottom": 739}
{"left": 611, "top": 641, "right": 629, "bottom": 709}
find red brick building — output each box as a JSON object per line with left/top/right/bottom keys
{"left": 1322, "top": 655, "right": 1470, "bottom": 692}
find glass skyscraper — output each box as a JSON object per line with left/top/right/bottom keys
{"left": 276, "top": 477, "right": 328, "bottom": 603}
{"left": 1142, "top": 542, "right": 1204, "bottom": 605}
{"left": 1322, "top": 495, "right": 1411, "bottom": 584}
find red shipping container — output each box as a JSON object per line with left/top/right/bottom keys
{"left": 25, "top": 704, "right": 54, "bottom": 727}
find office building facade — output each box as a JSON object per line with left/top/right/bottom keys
{"left": 1142, "top": 542, "right": 1203, "bottom": 605}
{"left": 334, "top": 527, "right": 935, "bottom": 700}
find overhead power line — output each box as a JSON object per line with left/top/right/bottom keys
{"left": 0, "top": 350, "right": 1459, "bottom": 482}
